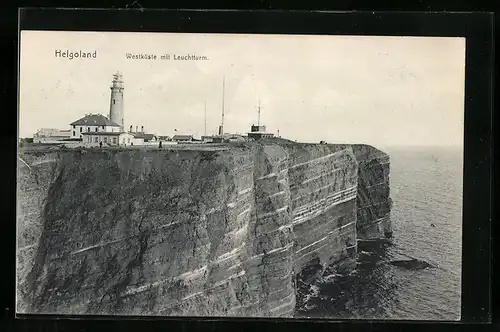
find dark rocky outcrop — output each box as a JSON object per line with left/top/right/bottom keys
{"left": 389, "top": 259, "right": 435, "bottom": 270}
{"left": 17, "top": 142, "right": 391, "bottom": 317}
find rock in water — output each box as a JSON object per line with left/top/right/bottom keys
{"left": 16, "top": 142, "right": 392, "bottom": 317}
{"left": 389, "top": 259, "right": 435, "bottom": 270}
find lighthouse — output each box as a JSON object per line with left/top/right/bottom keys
{"left": 109, "top": 71, "right": 124, "bottom": 131}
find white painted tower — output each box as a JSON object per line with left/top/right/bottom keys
{"left": 109, "top": 71, "right": 124, "bottom": 131}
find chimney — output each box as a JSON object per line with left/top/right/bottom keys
{"left": 141, "top": 126, "right": 144, "bottom": 133}
{"left": 136, "top": 125, "right": 138, "bottom": 133}
{"left": 129, "top": 125, "right": 132, "bottom": 132}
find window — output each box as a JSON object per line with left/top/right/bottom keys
{"left": 95, "top": 128, "right": 98, "bottom": 132}
{"left": 87, "top": 127, "right": 90, "bottom": 132}
{"left": 94, "top": 137, "right": 98, "bottom": 143}
{"left": 80, "top": 127, "right": 82, "bottom": 132}
{"left": 73, "top": 125, "right": 75, "bottom": 129}
{"left": 113, "top": 137, "right": 117, "bottom": 144}
{"left": 127, "top": 138, "right": 130, "bottom": 143}
{"left": 113, "top": 99, "right": 115, "bottom": 105}
{"left": 73, "top": 131, "right": 75, "bottom": 136}
{"left": 122, "top": 139, "right": 126, "bottom": 144}
{"left": 102, "top": 125, "right": 105, "bottom": 129}
{"left": 104, "top": 137, "right": 108, "bottom": 143}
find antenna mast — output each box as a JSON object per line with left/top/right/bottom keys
{"left": 204, "top": 100, "right": 207, "bottom": 136}
{"left": 255, "top": 99, "right": 264, "bottom": 126}
{"left": 220, "top": 76, "right": 225, "bottom": 135}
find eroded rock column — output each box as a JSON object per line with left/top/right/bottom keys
{"left": 286, "top": 145, "right": 359, "bottom": 279}
{"left": 353, "top": 145, "right": 392, "bottom": 240}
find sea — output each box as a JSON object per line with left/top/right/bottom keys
{"left": 295, "top": 146, "right": 463, "bottom": 321}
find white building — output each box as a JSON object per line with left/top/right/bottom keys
{"left": 82, "top": 131, "right": 134, "bottom": 146}
{"left": 35, "top": 72, "right": 160, "bottom": 148}
{"left": 132, "top": 133, "right": 157, "bottom": 145}
{"left": 72, "top": 72, "right": 125, "bottom": 143}
{"left": 247, "top": 125, "right": 274, "bottom": 140}
{"left": 172, "top": 134, "right": 194, "bottom": 143}
{"left": 69, "top": 113, "right": 121, "bottom": 139}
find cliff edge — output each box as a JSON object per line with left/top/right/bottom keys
{"left": 17, "top": 142, "right": 391, "bottom": 317}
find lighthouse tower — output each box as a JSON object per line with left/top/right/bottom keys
{"left": 109, "top": 71, "right": 124, "bottom": 131}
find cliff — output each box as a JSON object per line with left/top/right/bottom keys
{"left": 16, "top": 142, "right": 391, "bottom": 317}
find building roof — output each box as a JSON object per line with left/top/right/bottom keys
{"left": 70, "top": 114, "right": 120, "bottom": 127}
{"left": 81, "top": 131, "right": 132, "bottom": 136}
{"left": 34, "top": 128, "right": 71, "bottom": 137}
{"left": 248, "top": 131, "right": 273, "bottom": 135}
{"left": 172, "top": 135, "right": 193, "bottom": 140}
{"left": 132, "top": 133, "right": 156, "bottom": 140}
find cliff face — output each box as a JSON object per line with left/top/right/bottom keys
{"left": 352, "top": 145, "right": 392, "bottom": 240}
{"left": 16, "top": 142, "right": 391, "bottom": 317}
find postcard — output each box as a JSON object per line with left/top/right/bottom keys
{"left": 17, "top": 30, "right": 465, "bottom": 320}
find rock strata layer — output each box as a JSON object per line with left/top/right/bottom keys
{"left": 17, "top": 142, "right": 391, "bottom": 317}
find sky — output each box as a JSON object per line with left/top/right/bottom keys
{"left": 19, "top": 31, "right": 466, "bottom": 148}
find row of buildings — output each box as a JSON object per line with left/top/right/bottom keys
{"left": 32, "top": 72, "right": 174, "bottom": 146}
{"left": 31, "top": 71, "right": 277, "bottom": 147}
{"left": 33, "top": 119, "right": 191, "bottom": 145}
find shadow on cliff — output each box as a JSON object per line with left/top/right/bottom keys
{"left": 21, "top": 148, "right": 246, "bottom": 315}
{"left": 23, "top": 161, "right": 66, "bottom": 312}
